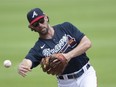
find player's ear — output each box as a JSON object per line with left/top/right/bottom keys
{"left": 44, "top": 14, "right": 49, "bottom": 22}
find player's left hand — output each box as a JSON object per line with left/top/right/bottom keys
{"left": 41, "top": 53, "right": 68, "bottom": 75}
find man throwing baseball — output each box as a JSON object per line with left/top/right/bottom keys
{"left": 18, "top": 8, "right": 97, "bottom": 87}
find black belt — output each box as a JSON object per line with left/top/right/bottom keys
{"left": 58, "top": 63, "right": 90, "bottom": 80}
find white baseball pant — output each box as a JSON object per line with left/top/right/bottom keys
{"left": 57, "top": 65, "right": 97, "bottom": 87}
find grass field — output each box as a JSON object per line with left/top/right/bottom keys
{"left": 0, "top": 0, "right": 116, "bottom": 87}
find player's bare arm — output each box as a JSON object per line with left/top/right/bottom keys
{"left": 18, "top": 59, "right": 32, "bottom": 77}
{"left": 63, "top": 36, "right": 92, "bottom": 61}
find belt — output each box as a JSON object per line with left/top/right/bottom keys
{"left": 57, "top": 63, "right": 90, "bottom": 80}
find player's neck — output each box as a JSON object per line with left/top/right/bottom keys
{"left": 39, "top": 25, "right": 54, "bottom": 39}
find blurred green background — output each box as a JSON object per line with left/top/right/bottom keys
{"left": 0, "top": 0, "right": 116, "bottom": 87}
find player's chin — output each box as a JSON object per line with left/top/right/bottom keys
{"left": 39, "top": 28, "right": 48, "bottom": 35}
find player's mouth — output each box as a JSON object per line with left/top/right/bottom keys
{"left": 39, "top": 28, "right": 48, "bottom": 35}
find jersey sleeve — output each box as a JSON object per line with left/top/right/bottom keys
{"left": 63, "top": 22, "right": 85, "bottom": 43}
{"left": 25, "top": 47, "right": 42, "bottom": 69}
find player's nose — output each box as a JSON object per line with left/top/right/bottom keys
{"left": 39, "top": 23, "right": 44, "bottom": 27}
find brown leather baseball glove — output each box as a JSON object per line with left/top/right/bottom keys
{"left": 41, "top": 53, "right": 68, "bottom": 75}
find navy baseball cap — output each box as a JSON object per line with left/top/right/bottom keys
{"left": 27, "top": 8, "right": 44, "bottom": 25}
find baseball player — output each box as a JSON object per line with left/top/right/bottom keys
{"left": 18, "top": 8, "right": 97, "bottom": 87}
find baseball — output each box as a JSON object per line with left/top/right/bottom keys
{"left": 3, "top": 60, "right": 12, "bottom": 68}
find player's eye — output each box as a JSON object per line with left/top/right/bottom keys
{"left": 32, "top": 22, "right": 38, "bottom": 27}
{"left": 39, "top": 18, "right": 44, "bottom": 24}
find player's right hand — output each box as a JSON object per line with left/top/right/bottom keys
{"left": 18, "top": 59, "right": 32, "bottom": 77}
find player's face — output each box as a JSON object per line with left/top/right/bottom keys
{"left": 30, "top": 16, "right": 49, "bottom": 35}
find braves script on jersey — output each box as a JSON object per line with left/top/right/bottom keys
{"left": 25, "top": 22, "right": 89, "bottom": 74}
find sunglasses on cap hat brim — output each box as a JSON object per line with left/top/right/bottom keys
{"left": 31, "top": 17, "right": 45, "bottom": 27}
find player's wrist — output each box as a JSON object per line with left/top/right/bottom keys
{"left": 62, "top": 53, "right": 71, "bottom": 62}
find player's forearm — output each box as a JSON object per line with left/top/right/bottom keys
{"left": 65, "top": 36, "right": 92, "bottom": 61}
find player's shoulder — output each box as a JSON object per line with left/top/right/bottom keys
{"left": 32, "top": 39, "right": 43, "bottom": 50}
{"left": 61, "top": 22, "right": 73, "bottom": 26}
{"left": 54, "top": 22, "right": 72, "bottom": 26}
{"left": 54, "top": 22, "right": 73, "bottom": 29}
{"left": 53, "top": 22, "right": 75, "bottom": 32}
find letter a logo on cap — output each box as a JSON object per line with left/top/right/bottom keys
{"left": 32, "top": 11, "right": 38, "bottom": 18}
